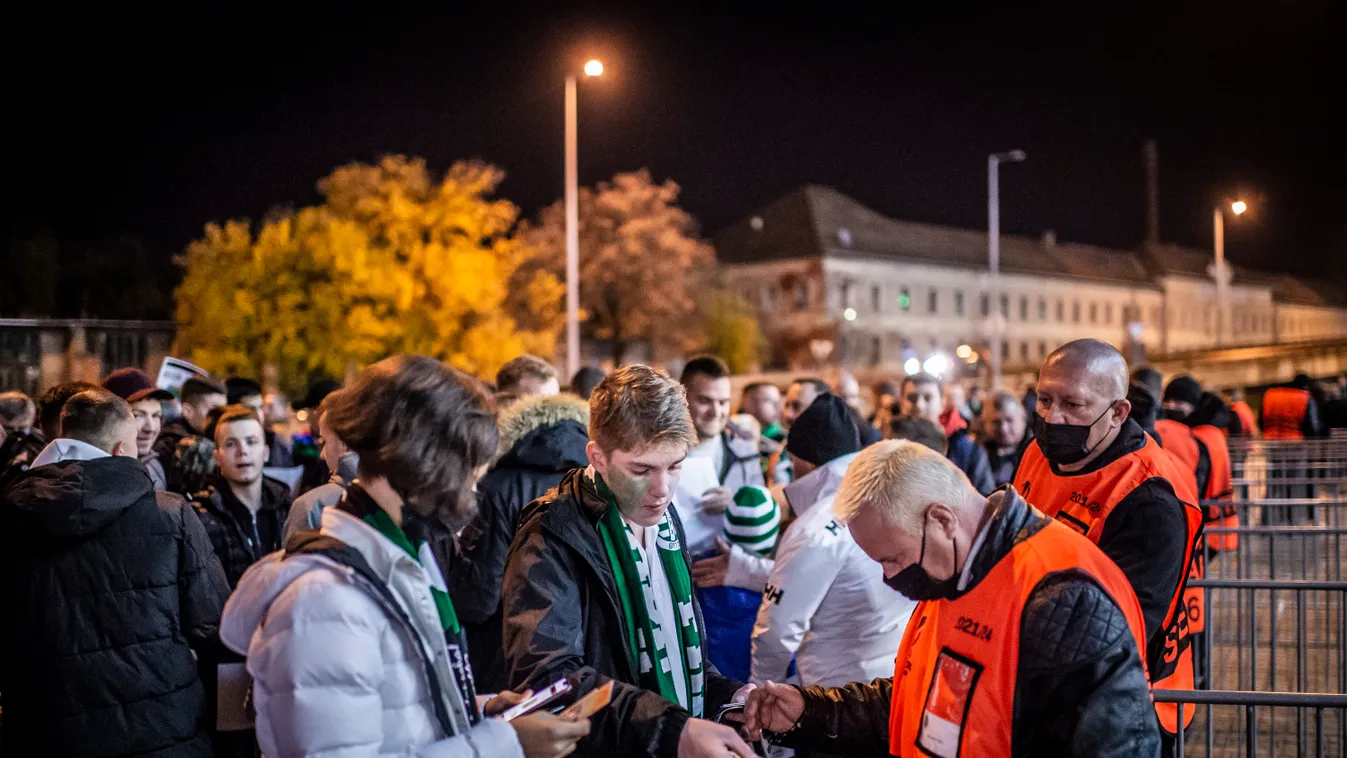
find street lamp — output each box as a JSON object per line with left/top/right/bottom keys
{"left": 1211, "top": 200, "right": 1248, "bottom": 348}
{"left": 988, "top": 149, "right": 1026, "bottom": 391}
{"left": 565, "top": 60, "right": 604, "bottom": 378}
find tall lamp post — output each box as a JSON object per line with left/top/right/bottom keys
{"left": 1211, "top": 200, "right": 1247, "bottom": 348}
{"left": 565, "top": 59, "right": 604, "bottom": 379}
{"left": 988, "top": 149, "right": 1026, "bottom": 391}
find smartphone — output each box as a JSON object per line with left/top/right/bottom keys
{"left": 559, "top": 681, "right": 615, "bottom": 720}
{"left": 500, "top": 678, "right": 572, "bottom": 722}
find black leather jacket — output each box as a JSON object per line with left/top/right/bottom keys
{"left": 501, "top": 469, "right": 741, "bottom": 758}
{"left": 780, "top": 489, "right": 1160, "bottom": 758}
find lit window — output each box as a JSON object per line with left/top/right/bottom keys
{"left": 898, "top": 287, "right": 911, "bottom": 311}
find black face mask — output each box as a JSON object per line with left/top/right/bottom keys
{"left": 1032, "top": 402, "right": 1118, "bottom": 466}
{"left": 885, "top": 517, "right": 960, "bottom": 601}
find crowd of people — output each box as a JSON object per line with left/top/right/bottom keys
{"left": 0, "top": 346, "right": 1345, "bottom": 758}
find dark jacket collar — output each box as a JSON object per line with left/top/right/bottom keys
{"left": 1046, "top": 417, "right": 1147, "bottom": 477}
{"left": 207, "top": 474, "right": 288, "bottom": 518}
{"left": 955, "top": 486, "right": 1051, "bottom": 599}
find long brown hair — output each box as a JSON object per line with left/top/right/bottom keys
{"left": 325, "top": 355, "right": 498, "bottom": 528}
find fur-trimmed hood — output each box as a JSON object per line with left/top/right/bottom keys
{"left": 496, "top": 393, "right": 590, "bottom": 472}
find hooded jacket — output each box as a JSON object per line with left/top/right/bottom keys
{"left": 449, "top": 394, "right": 590, "bottom": 692}
{"left": 282, "top": 450, "right": 360, "bottom": 540}
{"left": 0, "top": 451, "right": 229, "bottom": 758}
{"left": 777, "top": 489, "right": 1159, "bottom": 758}
{"left": 220, "top": 504, "right": 522, "bottom": 758}
{"left": 501, "top": 469, "right": 742, "bottom": 757}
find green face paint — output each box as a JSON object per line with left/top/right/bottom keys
{"left": 606, "top": 466, "right": 652, "bottom": 521}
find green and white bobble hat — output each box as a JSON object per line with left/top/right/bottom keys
{"left": 724, "top": 486, "right": 780, "bottom": 556}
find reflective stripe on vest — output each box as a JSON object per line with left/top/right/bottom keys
{"left": 1192, "top": 424, "right": 1238, "bottom": 552}
{"left": 1014, "top": 437, "right": 1202, "bottom": 733}
{"left": 1262, "top": 388, "right": 1309, "bottom": 440}
{"left": 888, "top": 517, "right": 1149, "bottom": 757}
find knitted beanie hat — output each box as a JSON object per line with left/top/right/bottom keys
{"left": 723, "top": 485, "right": 780, "bottom": 556}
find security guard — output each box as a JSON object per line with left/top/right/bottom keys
{"left": 1261, "top": 374, "right": 1321, "bottom": 440}
{"left": 741, "top": 440, "right": 1160, "bottom": 757}
{"left": 1014, "top": 340, "right": 1203, "bottom": 745}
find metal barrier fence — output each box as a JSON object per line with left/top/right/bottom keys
{"left": 1178, "top": 438, "right": 1347, "bottom": 754}
{"left": 1159, "top": 690, "right": 1347, "bottom": 758}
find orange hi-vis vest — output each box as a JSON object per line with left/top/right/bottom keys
{"left": 1262, "top": 388, "right": 1310, "bottom": 440}
{"left": 1192, "top": 423, "right": 1238, "bottom": 552}
{"left": 1014, "top": 436, "right": 1203, "bottom": 734}
{"left": 889, "top": 516, "right": 1149, "bottom": 758}
{"left": 1149, "top": 421, "right": 1211, "bottom": 636}
{"left": 1230, "top": 400, "right": 1259, "bottom": 437}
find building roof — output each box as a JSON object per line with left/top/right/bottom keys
{"left": 715, "top": 184, "right": 1347, "bottom": 305}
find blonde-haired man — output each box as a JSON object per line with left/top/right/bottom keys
{"left": 744, "top": 440, "right": 1160, "bottom": 758}
{"left": 502, "top": 365, "right": 756, "bottom": 758}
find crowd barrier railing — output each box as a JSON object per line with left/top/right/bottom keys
{"left": 1157, "top": 689, "right": 1347, "bottom": 758}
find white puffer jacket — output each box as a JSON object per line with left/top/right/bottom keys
{"left": 221, "top": 506, "right": 523, "bottom": 758}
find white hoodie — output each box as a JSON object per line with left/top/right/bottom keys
{"left": 750, "top": 452, "right": 916, "bottom": 687}
{"left": 220, "top": 506, "right": 522, "bottom": 758}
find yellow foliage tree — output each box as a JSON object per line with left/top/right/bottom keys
{"left": 174, "top": 156, "right": 564, "bottom": 394}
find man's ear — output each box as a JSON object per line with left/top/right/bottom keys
{"left": 586, "top": 440, "right": 607, "bottom": 475}
{"left": 1112, "top": 398, "right": 1132, "bottom": 426}
{"left": 929, "top": 503, "right": 959, "bottom": 538}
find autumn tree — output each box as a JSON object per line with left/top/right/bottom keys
{"left": 523, "top": 170, "right": 716, "bottom": 365}
{"left": 701, "top": 291, "right": 767, "bottom": 374}
{"left": 174, "top": 156, "right": 564, "bottom": 394}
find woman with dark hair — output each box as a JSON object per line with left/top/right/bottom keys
{"left": 220, "top": 355, "right": 589, "bottom": 758}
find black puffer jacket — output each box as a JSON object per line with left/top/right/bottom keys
{"left": 778, "top": 489, "right": 1160, "bottom": 758}
{"left": 502, "top": 469, "right": 742, "bottom": 758}
{"left": 449, "top": 393, "right": 589, "bottom": 692}
{"left": 191, "top": 474, "right": 292, "bottom": 587}
{"left": 0, "top": 455, "right": 230, "bottom": 758}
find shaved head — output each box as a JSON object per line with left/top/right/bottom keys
{"left": 1035, "top": 339, "right": 1132, "bottom": 471}
{"left": 1043, "top": 339, "right": 1128, "bottom": 400}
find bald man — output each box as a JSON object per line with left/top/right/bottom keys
{"left": 1013, "top": 339, "right": 1203, "bottom": 747}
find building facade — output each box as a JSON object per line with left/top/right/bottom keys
{"left": 716, "top": 185, "right": 1347, "bottom": 379}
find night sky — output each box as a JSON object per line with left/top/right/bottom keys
{"left": 7, "top": 0, "right": 1346, "bottom": 311}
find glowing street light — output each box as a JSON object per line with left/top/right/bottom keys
{"left": 956, "top": 344, "right": 974, "bottom": 360}
{"left": 1231, "top": 200, "right": 1247, "bottom": 216}
{"left": 565, "top": 59, "right": 605, "bottom": 378}
{"left": 904, "top": 357, "right": 921, "bottom": 375}
{"left": 923, "top": 353, "right": 951, "bottom": 377}
{"left": 843, "top": 307, "right": 857, "bottom": 322}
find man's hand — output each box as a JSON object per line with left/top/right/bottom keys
{"left": 677, "top": 717, "right": 753, "bottom": 758}
{"left": 510, "top": 710, "right": 591, "bottom": 758}
{"left": 481, "top": 688, "right": 532, "bottom": 717}
{"left": 699, "top": 486, "right": 734, "bottom": 515}
{"left": 743, "top": 680, "right": 804, "bottom": 741}
{"left": 691, "top": 552, "right": 730, "bottom": 588}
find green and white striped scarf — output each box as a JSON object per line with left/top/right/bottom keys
{"left": 593, "top": 472, "right": 705, "bottom": 717}
{"left": 723, "top": 485, "right": 780, "bottom": 556}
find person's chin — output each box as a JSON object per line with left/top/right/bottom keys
{"left": 636, "top": 502, "right": 669, "bottom": 525}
